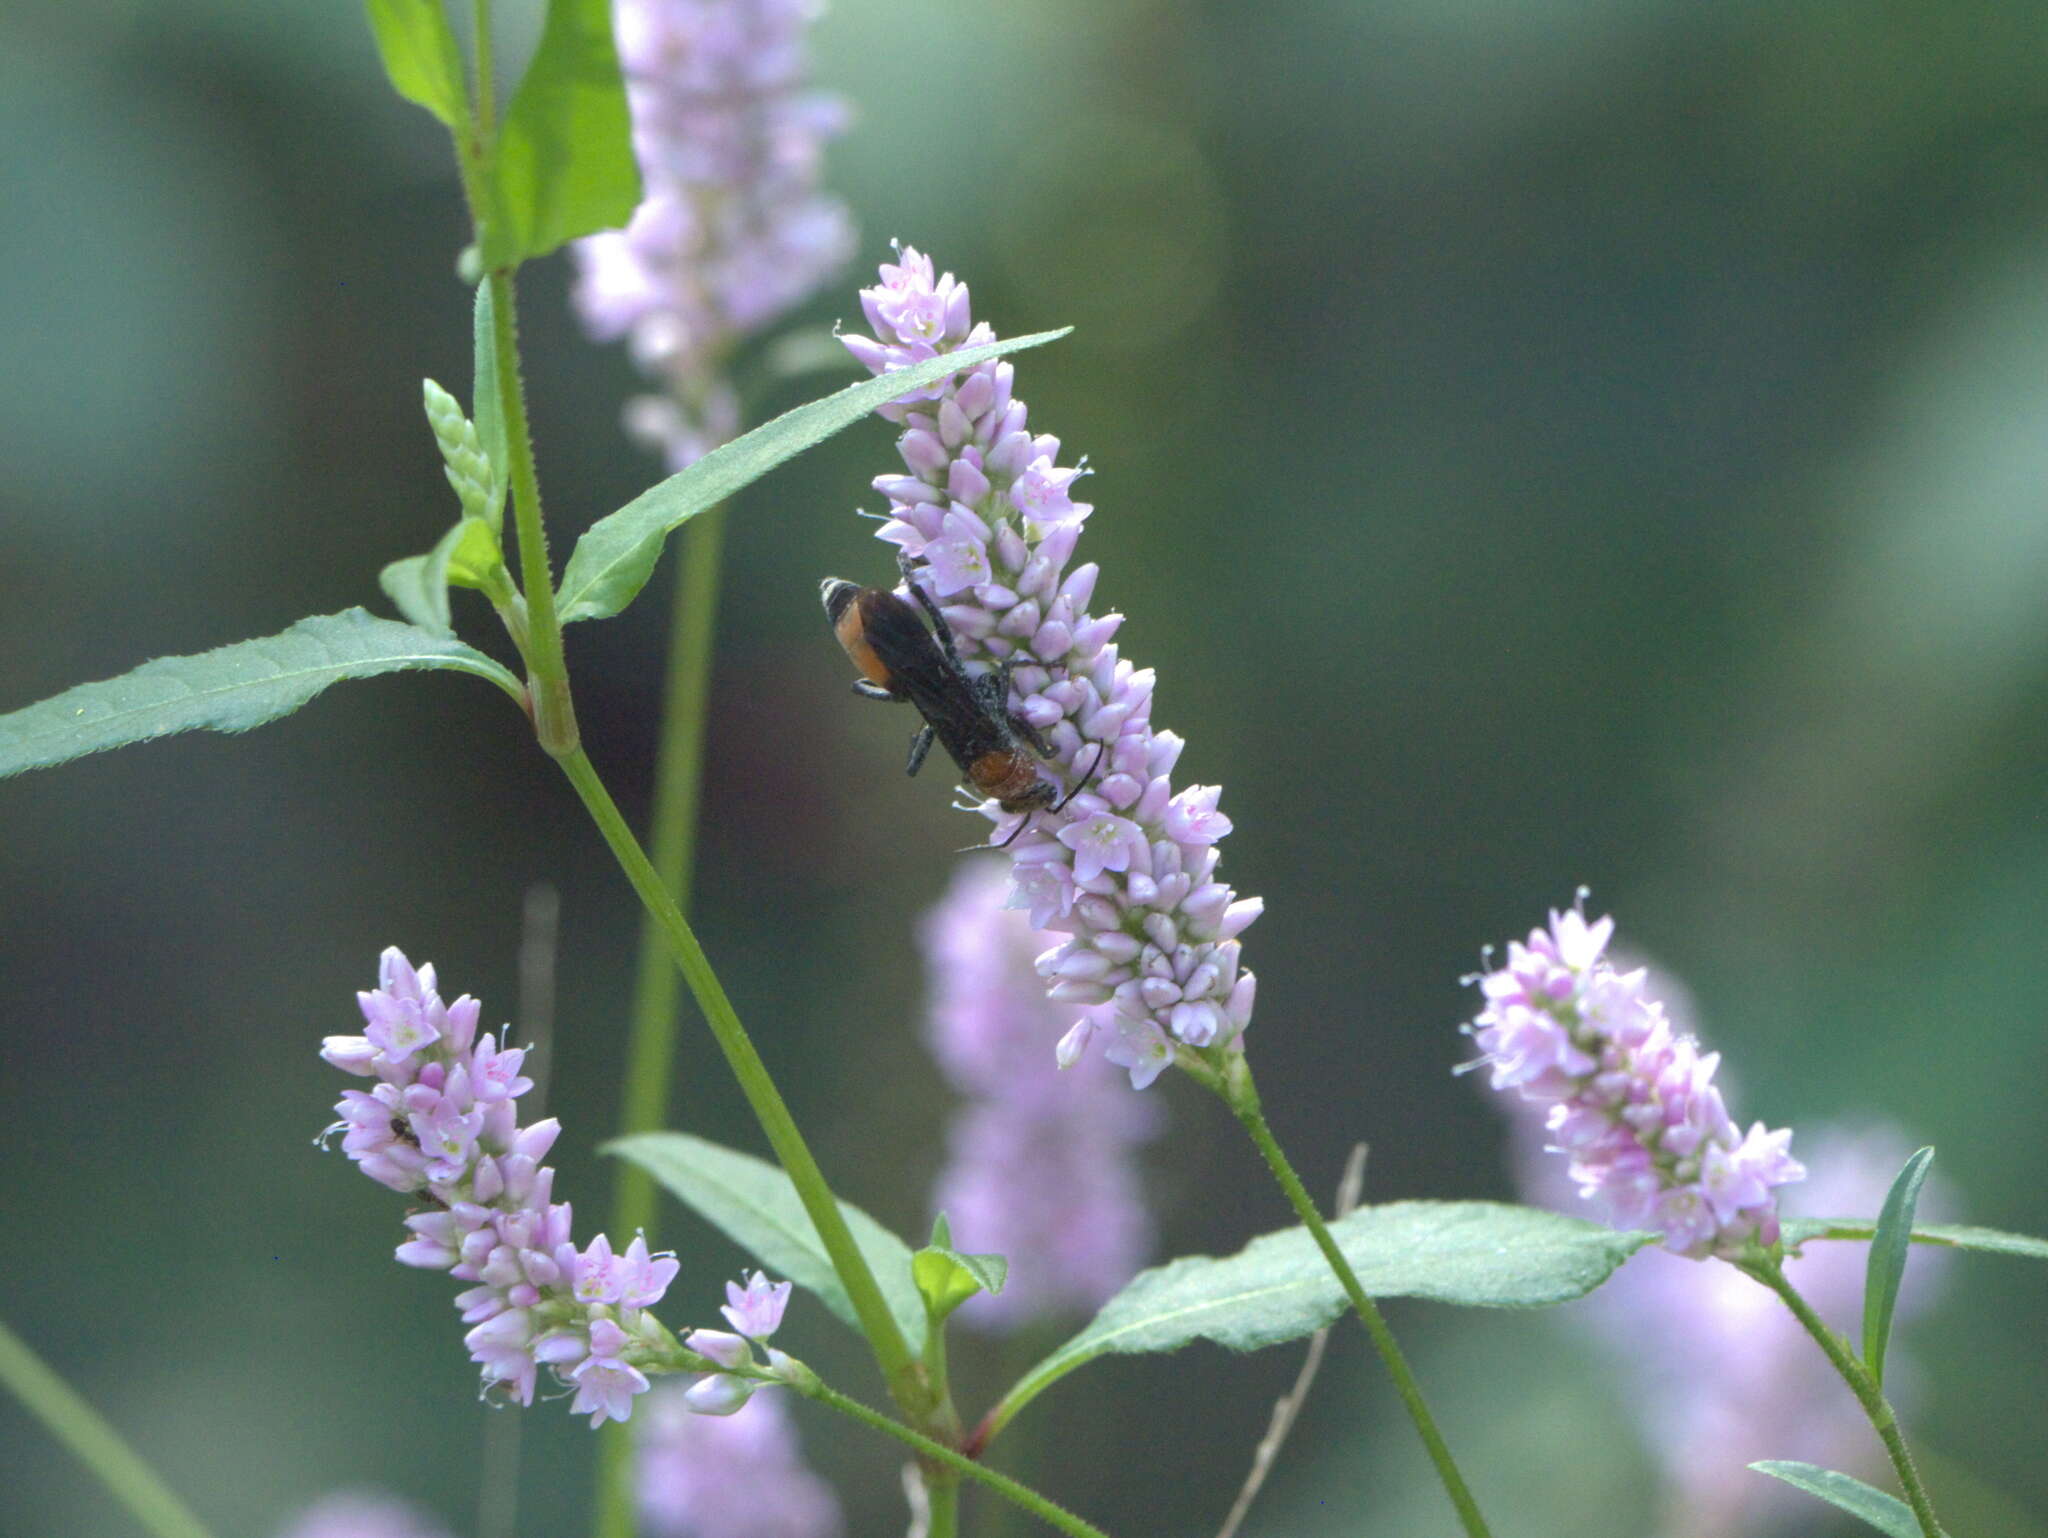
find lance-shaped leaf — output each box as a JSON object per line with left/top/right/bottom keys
{"left": 1862, "top": 1147, "right": 1935, "bottom": 1389}
{"left": 0, "top": 609, "right": 524, "bottom": 779}
{"left": 1781, "top": 1218, "right": 2048, "bottom": 1261}
{"left": 988, "top": 1200, "right": 1655, "bottom": 1434}
{"left": 470, "top": 281, "right": 509, "bottom": 516}
{"left": 556, "top": 329, "right": 1072, "bottom": 623}
{"left": 364, "top": 0, "right": 468, "bottom": 129}
{"left": 482, "top": 0, "right": 638, "bottom": 268}
{"left": 607, "top": 1131, "right": 926, "bottom": 1349}
{"left": 1749, "top": 1462, "right": 1924, "bottom": 1538}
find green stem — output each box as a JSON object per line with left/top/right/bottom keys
{"left": 612, "top": 506, "right": 725, "bottom": 1241}
{"left": 805, "top": 1381, "right": 1113, "bottom": 1538}
{"left": 594, "top": 510, "right": 728, "bottom": 1538}
{"left": 449, "top": 0, "right": 494, "bottom": 247}
{"left": 553, "top": 746, "right": 920, "bottom": 1398}
{"left": 0, "top": 1315, "right": 219, "bottom": 1538}
{"left": 1221, "top": 1057, "right": 1493, "bottom": 1538}
{"left": 1742, "top": 1257, "right": 1944, "bottom": 1537}
{"left": 927, "top": 1470, "right": 961, "bottom": 1538}
{"left": 469, "top": 0, "right": 495, "bottom": 129}
{"left": 488, "top": 270, "right": 578, "bottom": 756}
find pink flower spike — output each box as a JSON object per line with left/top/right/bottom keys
{"left": 572, "top": 1234, "right": 625, "bottom": 1306}
{"left": 1009, "top": 454, "right": 1085, "bottom": 523}
{"left": 684, "top": 1330, "right": 750, "bottom": 1370}
{"left": 721, "top": 1272, "right": 792, "bottom": 1340}
{"left": 1465, "top": 904, "right": 1803, "bottom": 1257}
{"left": 359, "top": 991, "right": 440, "bottom": 1064}
{"left": 617, "top": 1235, "right": 681, "bottom": 1309}
{"left": 1163, "top": 785, "right": 1233, "bottom": 847}
{"left": 922, "top": 533, "right": 993, "bottom": 596}
{"left": 683, "top": 1373, "right": 756, "bottom": 1417}
{"left": 571, "top": 1353, "right": 651, "bottom": 1427}
{"left": 1104, "top": 1017, "right": 1175, "bottom": 1090}
{"left": 1057, "top": 813, "right": 1146, "bottom": 884}
{"left": 1055, "top": 1016, "right": 1098, "bottom": 1068}
{"left": 319, "top": 1035, "right": 379, "bottom": 1075}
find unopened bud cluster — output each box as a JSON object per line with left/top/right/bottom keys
{"left": 1468, "top": 908, "right": 1805, "bottom": 1257}
{"left": 845, "top": 249, "right": 1261, "bottom": 1087}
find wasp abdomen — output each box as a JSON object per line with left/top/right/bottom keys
{"left": 972, "top": 750, "right": 1056, "bottom": 811}
{"left": 821, "top": 578, "right": 901, "bottom": 694}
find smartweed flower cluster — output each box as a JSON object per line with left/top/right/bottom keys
{"left": 922, "top": 859, "right": 1155, "bottom": 1327}
{"left": 846, "top": 248, "right": 1261, "bottom": 1088}
{"left": 1514, "top": 1120, "right": 1951, "bottom": 1537}
{"left": 0, "top": 5, "right": 1999, "bottom": 1523}
{"left": 1468, "top": 907, "right": 1806, "bottom": 1257}
{"left": 573, "top": 0, "right": 855, "bottom": 465}
{"left": 321, "top": 947, "right": 682, "bottom": 1424}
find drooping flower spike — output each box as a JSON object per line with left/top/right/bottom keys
{"left": 1466, "top": 906, "right": 1806, "bottom": 1257}
{"left": 321, "top": 946, "right": 684, "bottom": 1424}
{"left": 843, "top": 248, "right": 1262, "bottom": 1088}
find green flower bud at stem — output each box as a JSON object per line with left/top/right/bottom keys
{"left": 422, "top": 378, "right": 502, "bottom": 526}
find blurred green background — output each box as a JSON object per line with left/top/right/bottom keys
{"left": 4, "top": 0, "right": 2048, "bottom": 1534}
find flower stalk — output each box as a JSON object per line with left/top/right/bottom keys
{"left": 1219, "top": 1055, "right": 1495, "bottom": 1538}
{"left": 838, "top": 248, "right": 1489, "bottom": 1534}
{"left": 1739, "top": 1255, "right": 1944, "bottom": 1538}
{"left": 553, "top": 744, "right": 923, "bottom": 1401}
{"left": 489, "top": 269, "right": 578, "bottom": 757}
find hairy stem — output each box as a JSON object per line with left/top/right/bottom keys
{"left": 805, "top": 1380, "right": 1113, "bottom": 1538}
{"left": 488, "top": 270, "right": 578, "bottom": 755}
{"left": 1742, "top": 1256, "right": 1943, "bottom": 1537}
{"left": 1221, "top": 1056, "right": 1494, "bottom": 1538}
{"left": 594, "top": 511, "right": 727, "bottom": 1538}
{"left": 555, "top": 747, "right": 921, "bottom": 1399}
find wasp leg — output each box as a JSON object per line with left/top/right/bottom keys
{"left": 851, "top": 679, "right": 897, "bottom": 701}
{"left": 1010, "top": 710, "right": 1056, "bottom": 760}
{"left": 905, "top": 723, "right": 936, "bottom": 777}
{"left": 897, "top": 550, "right": 966, "bottom": 667}
{"left": 975, "top": 659, "right": 1056, "bottom": 758}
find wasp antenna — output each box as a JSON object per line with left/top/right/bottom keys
{"left": 1050, "top": 740, "right": 1108, "bottom": 814}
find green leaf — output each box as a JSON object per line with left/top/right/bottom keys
{"left": 380, "top": 518, "right": 503, "bottom": 634}
{"left": 0, "top": 609, "right": 523, "bottom": 779}
{"left": 470, "top": 283, "right": 509, "bottom": 527}
{"left": 913, "top": 1240, "right": 1009, "bottom": 1324}
{"left": 363, "top": 0, "right": 469, "bottom": 128}
{"left": 556, "top": 329, "right": 1072, "bottom": 623}
{"left": 1781, "top": 1218, "right": 2048, "bottom": 1261}
{"left": 996, "top": 1201, "right": 1653, "bottom": 1426}
{"left": 606, "top": 1131, "right": 926, "bottom": 1349}
{"left": 1863, "top": 1147, "right": 1935, "bottom": 1389}
{"left": 1749, "top": 1462, "right": 1924, "bottom": 1538}
{"left": 482, "top": 0, "right": 638, "bottom": 268}
{"left": 380, "top": 551, "right": 454, "bottom": 635}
